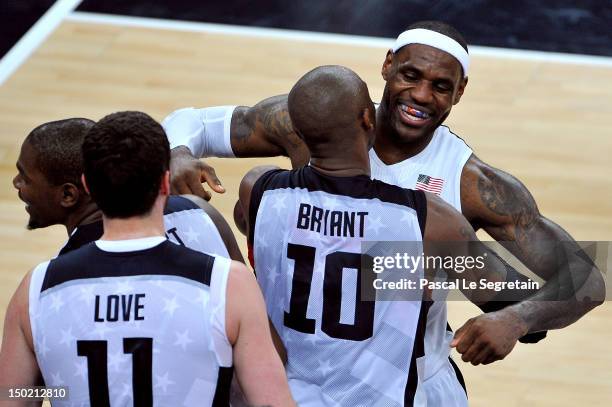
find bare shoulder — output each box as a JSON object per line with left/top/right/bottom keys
{"left": 225, "top": 260, "right": 259, "bottom": 344}
{"left": 239, "top": 165, "right": 281, "bottom": 203}
{"left": 460, "top": 155, "right": 539, "bottom": 227}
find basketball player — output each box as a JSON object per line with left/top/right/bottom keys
{"left": 12, "top": 118, "right": 242, "bottom": 261}
{"left": 0, "top": 112, "right": 294, "bottom": 406}
{"left": 238, "top": 65, "right": 553, "bottom": 406}
{"left": 162, "top": 19, "right": 604, "bottom": 399}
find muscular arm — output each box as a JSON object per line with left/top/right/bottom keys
{"left": 0, "top": 272, "right": 42, "bottom": 406}
{"left": 230, "top": 96, "right": 310, "bottom": 167}
{"left": 168, "top": 96, "right": 309, "bottom": 199}
{"left": 460, "top": 155, "right": 605, "bottom": 332}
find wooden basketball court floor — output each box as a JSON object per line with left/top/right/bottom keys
{"left": 0, "top": 11, "right": 610, "bottom": 406}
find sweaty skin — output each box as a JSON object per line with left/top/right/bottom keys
{"left": 168, "top": 46, "right": 604, "bottom": 365}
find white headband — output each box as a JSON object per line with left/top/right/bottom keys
{"left": 392, "top": 28, "right": 469, "bottom": 77}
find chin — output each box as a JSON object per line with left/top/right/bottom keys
{"left": 27, "top": 217, "right": 47, "bottom": 230}
{"left": 393, "top": 123, "right": 429, "bottom": 144}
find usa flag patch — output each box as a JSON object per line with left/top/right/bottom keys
{"left": 415, "top": 174, "right": 444, "bottom": 195}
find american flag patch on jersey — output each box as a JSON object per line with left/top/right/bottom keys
{"left": 415, "top": 174, "right": 444, "bottom": 195}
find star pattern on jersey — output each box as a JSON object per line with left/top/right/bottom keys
{"left": 193, "top": 289, "right": 208, "bottom": 307}
{"left": 256, "top": 234, "right": 270, "bottom": 250}
{"left": 266, "top": 266, "right": 279, "bottom": 283}
{"left": 78, "top": 285, "right": 95, "bottom": 306}
{"left": 93, "top": 322, "right": 111, "bottom": 338}
{"left": 120, "top": 383, "right": 133, "bottom": 400}
{"left": 129, "top": 319, "right": 143, "bottom": 330}
{"left": 162, "top": 297, "right": 180, "bottom": 317}
{"left": 400, "top": 210, "right": 414, "bottom": 224}
{"left": 183, "top": 227, "right": 200, "bottom": 244}
{"left": 317, "top": 359, "right": 334, "bottom": 376}
{"left": 115, "top": 279, "right": 134, "bottom": 293}
{"left": 305, "top": 334, "right": 321, "bottom": 346}
{"left": 303, "top": 231, "right": 321, "bottom": 245}
{"left": 50, "top": 371, "right": 65, "bottom": 386}
{"left": 152, "top": 279, "right": 165, "bottom": 288}
{"left": 74, "top": 360, "right": 88, "bottom": 379}
{"left": 59, "top": 327, "right": 76, "bottom": 347}
{"left": 366, "top": 215, "right": 386, "bottom": 235}
{"left": 155, "top": 372, "right": 175, "bottom": 393}
{"left": 108, "top": 351, "right": 125, "bottom": 372}
{"left": 49, "top": 293, "right": 65, "bottom": 313}
{"left": 37, "top": 335, "right": 50, "bottom": 358}
{"left": 174, "top": 329, "right": 193, "bottom": 350}
{"left": 271, "top": 195, "right": 287, "bottom": 213}
{"left": 322, "top": 195, "right": 341, "bottom": 209}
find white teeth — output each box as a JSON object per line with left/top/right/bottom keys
{"left": 406, "top": 113, "right": 425, "bottom": 121}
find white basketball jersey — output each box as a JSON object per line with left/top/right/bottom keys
{"left": 370, "top": 125, "right": 472, "bottom": 382}
{"left": 29, "top": 237, "right": 233, "bottom": 407}
{"left": 58, "top": 196, "right": 229, "bottom": 259}
{"left": 249, "top": 166, "right": 428, "bottom": 406}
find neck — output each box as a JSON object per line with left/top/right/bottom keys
{"left": 65, "top": 201, "right": 102, "bottom": 236}
{"left": 374, "top": 103, "right": 435, "bottom": 164}
{"left": 100, "top": 198, "right": 166, "bottom": 241}
{"left": 309, "top": 145, "right": 371, "bottom": 178}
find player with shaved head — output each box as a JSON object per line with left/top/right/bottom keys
{"left": 164, "top": 20, "right": 604, "bottom": 405}
{"left": 234, "top": 65, "right": 576, "bottom": 406}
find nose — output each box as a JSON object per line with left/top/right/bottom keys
{"left": 13, "top": 173, "right": 21, "bottom": 190}
{"left": 410, "top": 80, "right": 433, "bottom": 106}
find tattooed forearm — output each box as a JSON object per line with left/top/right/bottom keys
{"left": 230, "top": 96, "right": 310, "bottom": 167}
{"left": 464, "top": 157, "right": 605, "bottom": 331}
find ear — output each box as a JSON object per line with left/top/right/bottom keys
{"left": 233, "top": 200, "right": 247, "bottom": 236}
{"left": 360, "top": 106, "right": 375, "bottom": 132}
{"left": 381, "top": 50, "right": 394, "bottom": 81}
{"left": 81, "top": 174, "right": 90, "bottom": 195}
{"left": 160, "top": 170, "right": 171, "bottom": 196}
{"left": 453, "top": 76, "right": 468, "bottom": 105}
{"left": 59, "top": 183, "right": 80, "bottom": 208}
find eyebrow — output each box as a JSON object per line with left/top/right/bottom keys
{"left": 398, "top": 62, "right": 457, "bottom": 86}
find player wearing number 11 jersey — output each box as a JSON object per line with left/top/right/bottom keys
{"left": 238, "top": 66, "right": 517, "bottom": 406}
{"left": 0, "top": 112, "right": 294, "bottom": 407}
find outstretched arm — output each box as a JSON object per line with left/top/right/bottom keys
{"left": 461, "top": 155, "right": 605, "bottom": 332}
{"left": 165, "top": 96, "right": 309, "bottom": 199}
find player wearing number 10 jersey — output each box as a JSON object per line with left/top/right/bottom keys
{"left": 238, "top": 66, "right": 515, "bottom": 406}
{"left": 0, "top": 112, "right": 294, "bottom": 407}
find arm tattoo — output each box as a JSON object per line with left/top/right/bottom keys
{"left": 477, "top": 166, "right": 538, "bottom": 241}
{"left": 471, "top": 161, "right": 604, "bottom": 332}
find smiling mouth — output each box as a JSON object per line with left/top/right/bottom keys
{"left": 398, "top": 103, "right": 432, "bottom": 125}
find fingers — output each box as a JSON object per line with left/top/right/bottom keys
{"left": 185, "top": 171, "right": 212, "bottom": 201}
{"left": 200, "top": 163, "right": 225, "bottom": 194}
{"left": 170, "top": 179, "right": 192, "bottom": 196}
{"left": 450, "top": 317, "right": 474, "bottom": 348}
{"left": 468, "top": 344, "right": 492, "bottom": 366}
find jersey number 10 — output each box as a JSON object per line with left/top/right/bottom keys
{"left": 283, "top": 243, "right": 376, "bottom": 341}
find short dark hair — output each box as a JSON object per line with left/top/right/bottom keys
{"left": 82, "top": 111, "right": 170, "bottom": 218}
{"left": 26, "top": 118, "right": 95, "bottom": 186}
{"left": 408, "top": 20, "right": 468, "bottom": 52}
